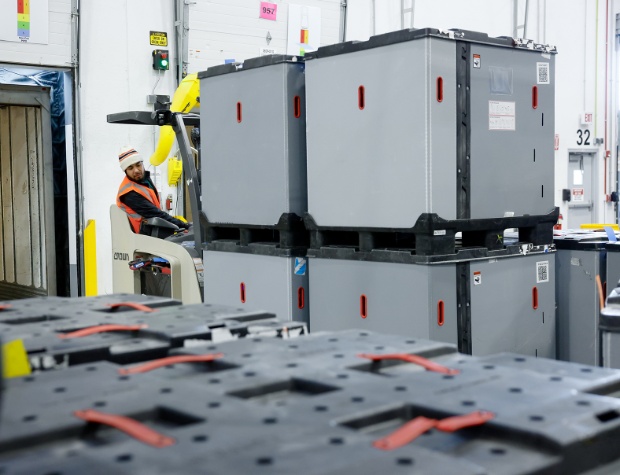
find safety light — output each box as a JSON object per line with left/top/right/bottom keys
{"left": 152, "top": 49, "right": 169, "bottom": 71}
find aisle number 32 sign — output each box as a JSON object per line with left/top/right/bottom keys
{"left": 260, "top": 2, "right": 277, "bottom": 20}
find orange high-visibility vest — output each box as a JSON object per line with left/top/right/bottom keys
{"left": 116, "top": 176, "right": 161, "bottom": 233}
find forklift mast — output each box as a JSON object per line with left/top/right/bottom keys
{"left": 107, "top": 107, "right": 203, "bottom": 254}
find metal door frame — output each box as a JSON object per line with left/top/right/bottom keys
{"left": 0, "top": 84, "right": 57, "bottom": 296}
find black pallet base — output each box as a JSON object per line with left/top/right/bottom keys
{"left": 305, "top": 208, "right": 559, "bottom": 256}
{"left": 200, "top": 212, "right": 309, "bottom": 249}
{"left": 206, "top": 240, "right": 307, "bottom": 258}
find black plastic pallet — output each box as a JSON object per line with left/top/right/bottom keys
{"left": 205, "top": 240, "right": 308, "bottom": 258}
{"left": 305, "top": 208, "right": 559, "bottom": 256}
{"left": 200, "top": 212, "right": 309, "bottom": 249}
{"left": 4, "top": 329, "right": 620, "bottom": 475}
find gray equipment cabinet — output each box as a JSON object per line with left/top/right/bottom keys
{"left": 199, "top": 55, "right": 307, "bottom": 226}
{"left": 555, "top": 232, "right": 608, "bottom": 365}
{"left": 304, "top": 28, "right": 556, "bottom": 228}
{"left": 203, "top": 243, "right": 309, "bottom": 324}
{"left": 606, "top": 241, "right": 620, "bottom": 290}
{"left": 309, "top": 247, "right": 555, "bottom": 357}
{"left": 601, "top": 286, "right": 620, "bottom": 368}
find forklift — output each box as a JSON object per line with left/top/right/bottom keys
{"left": 107, "top": 84, "right": 205, "bottom": 304}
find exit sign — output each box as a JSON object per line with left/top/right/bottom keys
{"left": 581, "top": 112, "right": 593, "bottom": 125}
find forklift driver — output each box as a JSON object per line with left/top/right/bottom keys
{"left": 116, "top": 146, "right": 190, "bottom": 235}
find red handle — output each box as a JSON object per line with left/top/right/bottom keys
{"left": 360, "top": 294, "right": 368, "bottom": 319}
{"left": 436, "top": 76, "right": 444, "bottom": 103}
{"left": 373, "top": 411, "right": 495, "bottom": 451}
{"left": 437, "top": 300, "right": 445, "bottom": 326}
{"left": 358, "top": 85, "right": 365, "bottom": 110}
{"left": 107, "top": 302, "right": 155, "bottom": 313}
{"left": 358, "top": 353, "right": 459, "bottom": 375}
{"left": 294, "top": 95, "right": 301, "bottom": 118}
{"left": 297, "top": 287, "right": 305, "bottom": 310}
{"left": 373, "top": 416, "right": 436, "bottom": 451}
{"left": 435, "top": 410, "right": 495, "bottom": 432}
{"left": 532, "top": 287, "right": 539, "bottom": 310}
{"left": 118, "top": 353, "right": 224, "bottom": 375}
{"left": 74, "top": 409, "right": 175, "bottom": 448}
{"left": 0, "top": 304, "right": 11, "bottom": 311}
{"left": 236, "top": 101, "right": 242, "bottom": 123}
{"left": 240, "top": 282, "right": 246, "bottom": 303}
{"left": 58, "top": 324, "right": 147, "bottom": 339}
{"left": 532, "top": 85, "right": 538, "bottom": 109}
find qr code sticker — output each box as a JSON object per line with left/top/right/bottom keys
{"left": 536, "top": 261, "right": 549, "bottom": 283}
{"left": 537, "top": 62, "right": 550, "bottom": 84}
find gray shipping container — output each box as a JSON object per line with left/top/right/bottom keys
{"left": 309, "top": 249, "right": 555, "bottom": 357}
{"left": 203, "top": 246, "right": 309, "bottom": 325}
{"left": 304, "top": 28, "right": 556, "bottom": 228}
{"left": 606, "top": 241, "right": 620, "bottom": 291}
{"left": 199, "top": 55, "right": 307, "bottom": 226}
{"left": 555, "top": 232, "right": 609, "bottom": 365}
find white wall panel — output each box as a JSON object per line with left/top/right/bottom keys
{"left": 187, "top": 0, "right": 341, "bottom": 72}
{"left": 80, "top": 0, "right": 178, "bottom": 295}
{"left": 0, "top": 0, "right": 72, "bottom": 67}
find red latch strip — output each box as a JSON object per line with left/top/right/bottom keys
{"left": 435, "top": 410, "right": 495, "bottom": 432}
{"left": 118, "top": 353, "right": 224, "bottom": 375}
{"left": 58, "top": 324, "right": 148, "bottom": 339}
{"left": 74, "top": 409, "right": 175, "bottom": 448}
{"left": 373, "top": 411, "right": 495, "bottom": 451}
{"left": 373, "top": 416, "right": 437, "bottom": 451}
{"left": 107, "top": 302, "right": 156, "bottom": 312}
{"left": 358, "top": 353, "right": 459, "bottom": 375}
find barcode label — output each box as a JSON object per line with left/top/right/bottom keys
{"left": 537, "top": 62, "right": 550, "bottom": 84}
{"left": 536, "top": 261, "right": 549, "bottom": 283}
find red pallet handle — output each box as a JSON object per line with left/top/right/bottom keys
{"left": 373, "top": 416, "right": 437, "bottom": 451}
{"left": 58, "top": 324, "right": 148, "bottom": 339}
{"left": 358, "top": 353, "right": 460, "bottom": 375}
{"left": 107, "top": 302, "right": 156, "bottom": 312}
{"left": 118, "top": 353, "right": 224, "bottom": 375}
{"left": 74, "top": 409, "right": 175, "bottom": 448}
{"left": 374, "top": 411, "right": 495, "bottom": 451}
{"left": 435, "top": 410, "right": 495, "bottom": 432}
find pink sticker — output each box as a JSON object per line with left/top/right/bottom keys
{"left": 260, "top": 2, "right": 277, "bottom": 20}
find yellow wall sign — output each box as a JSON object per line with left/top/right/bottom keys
{"left": 150, "top": 31, "right": 168, "bottom": 46}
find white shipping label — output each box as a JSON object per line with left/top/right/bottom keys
{"left": 473, "top": 271, "right": 482, "bottom": 285}
{"left": 537, "top": 62, "right": 550, "bottom": 84}
{"left": 537, "top": 261, "right": 550, "bottom": 283}
{"left": 489, "top": 101, "right": 516, "bottom": 131}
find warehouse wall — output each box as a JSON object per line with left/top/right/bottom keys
{"left": 79, "top": 0, "right": 179, "bottom": 295}
{"left": 0, "top": 0, "right": 72, "bottom": 67}
{"left": 186, "top": 0, "right": 342, "bottom": 72}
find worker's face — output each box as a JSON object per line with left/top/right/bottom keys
{"left": 125, "top": 161, "right": 144, "bottom": 181}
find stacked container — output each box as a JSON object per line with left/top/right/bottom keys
{"left": 199, "top": 55, "right": 309, "bottom": 323}
{"left": 554, "top": 231, "right": 610, "bottom": 365}
{"left": 601, "top": 285, "right": 620, "bottom": 368}
{"left": 606, "top": 241, "right": 620, "bottom": 290}
{"left": 303, "top": 28, "right": 558, "bottom": 356}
